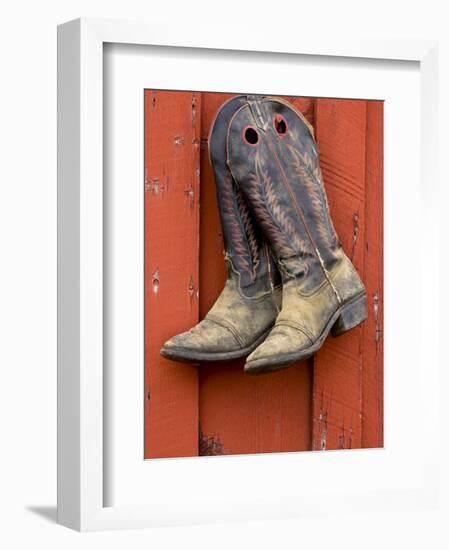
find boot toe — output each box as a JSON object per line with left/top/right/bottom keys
{"left": 161, "top": 318, "right": 241, "bottom": 361}
{"left": 244, "top": 325, "right": 313, "bottom": 373}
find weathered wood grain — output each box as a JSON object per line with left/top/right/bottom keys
{"left": 144, "top": 91, "right": 200, "bottom": 458}
{"left": 362, "top": 101, "right": 384, "bottom": 448}
{"left": 312, "top": 98, "right": 367, "bottom": 450}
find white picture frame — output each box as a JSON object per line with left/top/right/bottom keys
{"left": 57, "top": 17, "right": 441, "bottom": 531}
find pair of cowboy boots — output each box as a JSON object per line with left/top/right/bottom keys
{"left": 160, "top": 95, "right": 367, "bottom": 374}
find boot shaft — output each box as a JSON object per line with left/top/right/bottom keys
{"left": 208, "top": 96, "right": 281, "bottom": 297}
{"left": 226, "top": 96, "right": 342, "bottom": 295}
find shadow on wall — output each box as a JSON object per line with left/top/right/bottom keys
{"left": 26, "top": 506, "right": 57, "bottom": 523}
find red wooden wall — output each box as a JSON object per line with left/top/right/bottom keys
{"left": 144, "top": 91, "right": 383, "bottom": 458}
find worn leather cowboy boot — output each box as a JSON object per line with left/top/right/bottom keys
{"left": 160, "top": 96, "right": 281, "bottom": 363}
{"left": 226, "top": 96, "right": 367, "bottom": 374}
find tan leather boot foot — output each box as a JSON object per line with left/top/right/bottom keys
{"left": 161, "top": 276, "right": 281, "bottom": 363}
{"left": 244, "top": 252, "right": 367, "bottom": 374}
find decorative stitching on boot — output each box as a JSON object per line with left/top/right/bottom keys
{"left": 206, "top": 314, "right": 246, "bottom": 348}
{"left": 274, "top": 320, "right": 315, "bottom": 343}
{"left": 296, "top": 254, "right": 358, "bottom": 298}
{"left": 219, "top": 173, "right": 255, "bottom": 281}
{"left": 235, "top": 186, "right": 260, "bottom": 274}
{"left": 261, "top": 134, "right": 342, "bottom": 305}
{"left": 243, "top": 155, "right": 309, "bottom": 271}
{"left": 287, "top": 144, "right": 338, "bottom": 250}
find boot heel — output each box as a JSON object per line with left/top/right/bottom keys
{"left": 331, "top": 294, "right": 368, "bottom": 337}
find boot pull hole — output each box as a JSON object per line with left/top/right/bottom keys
{"left": 274, "top": 115, "right": 288, "bottom": 136}
{"left": 243, "top": 126, "right": 259, "bottom": 146}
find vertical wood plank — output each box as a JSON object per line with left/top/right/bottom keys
{"left": 198, "top": 93, "right": 235, "bottom": 319}
{"left": 198, "top": 93, "right": 313, "bottom": 456}
{"left": 144, "top": 90, "right": 200, "bottom": 458}
{"left": 289, "top": 96, "right": 315, "bottom": 129}
{"left": 312, "top": 99, "right": 367, "bottom": 450}
{"left": 362, "top": 101, "right": 384, "bottom": 448}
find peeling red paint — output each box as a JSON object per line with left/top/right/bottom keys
{"left": 184, "top": 184, "right": 195, "bottom": 209}
{"left": 152, "top": 269, "right": 160, "bottom": 295}
{"left": 199, "top": 428, "right": 225, "bottom": 456}
{"left": 351, "top": 212, "right": 359, "bottom": 260}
